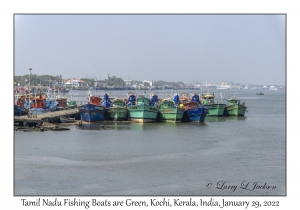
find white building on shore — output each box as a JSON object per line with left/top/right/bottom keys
{"left": 142, "top": 80, "right": 153, "bottom": 86}
{"left": 64, "top": 79, "right": 86, "bottom": 87}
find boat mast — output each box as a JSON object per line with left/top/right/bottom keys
{"left": 34, "top": 91, "right": 37, "bottom": 108}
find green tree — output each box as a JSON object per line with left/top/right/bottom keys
{"left": 108, "top": 76, "right": 125, "bottom": 86}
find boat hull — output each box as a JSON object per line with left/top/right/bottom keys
{"left": 224, "top": 104, "right": 247, "bottom": 116}
{"left": 158, "top": 107, "right": 184, "bottom": 122}
{"left": 105, "top": 107, "right": 129, "bottom": 121}
{"left": 128, "top": 105, "right": 158, "bottom": 123}
{"left": 183, "top": 107, "right": 208, "bottom": 122}
{"left": 78, "top": 103, "right": 105, "bottom": 122}
{"left": 203, "top": 104, "right": 226, "bottom": 116}
{"left": 14, "top": 105, "right": 28, "bottom": 116}
{"left": 60, "top": 116, "right": 76, "bottom": 123}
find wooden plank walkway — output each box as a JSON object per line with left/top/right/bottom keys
{"left": 14, "top": 108, "right": 79, "bottom": 126}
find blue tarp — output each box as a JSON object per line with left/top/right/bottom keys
{"left": 150, "top": 94, "right": 158, "bottom": 106}
{"left": 173, "top": 94, "right": 179, "bottom": 104}
{"left": 191, "top": 94, "right": 200, "bottom": 104}
{"left": 126, "top": 94, "right": 136, "bottom": 106}
{"left": 101, "top": 93, "right": 112, "bottom": 108}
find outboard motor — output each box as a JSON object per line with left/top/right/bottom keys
{"left": 101, "top": 93, "right": 112, "bottom": 108}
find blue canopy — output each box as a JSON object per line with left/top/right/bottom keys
{"left": 127, "top": 94, "right": 136, "bottom": 106}
{"left": 173, "top": 94, "right": 179, "bottom": 104}
{"left": 191, "top": 94, "right": 200, "bottom": 104}
{"left": 150, "top": 94, "right": 158, "bottom": 106}
{"left": 101, "top": 93, "right": 112, "bottom": 108}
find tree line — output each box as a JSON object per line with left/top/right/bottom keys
{"left": 14, "top": 74, "right": 186, "bottom": 89}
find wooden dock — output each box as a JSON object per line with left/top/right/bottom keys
{"left": 14, "top": 108, "right": 79, "bottom": 126}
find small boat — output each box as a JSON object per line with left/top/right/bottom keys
{"left": 157, "top": 94, "right": 184, "bottom": 122}
{"left": 224, "top": 96, "right": 247, "bottom": 116}
{"left": 60, "top": 116, "right": 76, "bottom": 123}
{"left": 256, "top": 92, "right": 264, "bottom": 95}
{"left": 46, "top": 97, "right": 58, "bottom": 111}
{"left": 200, "top": 92, "right": 226, "bottom": 116}
{"left": 14, "top": 104, "right": 28, "bottom": 116}
{"left": 14, "top": 94, "right": 28, "bottom": 116}
{"left": 78, "top": 91, "right": 106, "bottom": 122}
{"left": 51, "top": 125, "right": 70, "bottom": 131}
{"left": 24, "top": 94, "right": 48, "bottom": 114}
{"left": 127, "top": 94, "right": 158, "bottom": 123}
{"left": 67, "top": 89, "right": 77, "bottom": 109}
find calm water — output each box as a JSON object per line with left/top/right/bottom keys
{"left": 14, "top": 89, "right": 286, "bottom": 196}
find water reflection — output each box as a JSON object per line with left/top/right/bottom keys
{"left": 205, "top": 116, "right": 226, "bottom": 122}
{"left": 75, "top": 121, "right": 166, "bottom": 131}
{"left": 76, "top": 121, "right": 131, "bottom": 130}
{"left": 203, "top": 116, "right": 246, "bottom": 123}
{"left": 75, "top": 121, "right": 199, "bottom": 131}
{"left": 75, "top": 116, "right": 246, "bottom": 130}
{"left": 226, "top": 116, "right": 246, "bottom": 121}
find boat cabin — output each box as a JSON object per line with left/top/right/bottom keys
{"left": 136, "top": 96, "right": 151, "bottom": 105}
{"left": 182, "top": 102, "right": 199, "bottom": 111}
{"left": 201, "top": 93, "right": 215, "bottom": 105}
{"left": 89, "top": 96, "right": 101, "bottom": 106}
{"left": 159, "top": 100, "right": 175, "bottom": 109}
{"left": 31, "top": 96, "right": 47, "bottom": 109}
{"left": 112, "top": 99, "right": 125, "bottom": 107}
{"left": 56, "top": 97, "right": 68, "bottom": 107}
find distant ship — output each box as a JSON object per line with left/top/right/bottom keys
{"left": 269, "top": 86, "right": 278, "bottom": 90}
{"left": 216, "top": 85, "right": 231, "bottom": 90}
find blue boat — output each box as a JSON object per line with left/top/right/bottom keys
{"left": 46, "top": 97, "right": 58, "bottom": 111}
{"left": 23, "top": 95, "right": 48, "bottom": 114}
{"left": 78, "top": 94, "right": 105, "bottom": 122}
{"left": 179, "top": 93, "right": 208, "bottom": 122}
{"left": 78, "top": 103, "right": 106, "bottom": 122}
{"left": 14, "top": 95, "right": 28, "bottom": 116}
{"left": 14, "top": 104, "right": 28, "bottom": 116}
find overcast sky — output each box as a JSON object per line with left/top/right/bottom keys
{"left": 14, "top": 14, "right": 285, "bottom": 85}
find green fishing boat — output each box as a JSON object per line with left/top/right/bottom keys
{"left": 105, "top": 99, "right": 129, "bottom": 121}
{"left": 157, "top": 99, "right": 184, "bottom": 122}
{"left": 127, "top": 96, "right": 158, "bottom": 123}
{"left": 67, "top": 100, "right": 77, "bottom": 109}
{"left": 67, "top": 90, "right": 77, "bottom": 109}
{"left": 200, "top": 92, "right": 226, "bottom": 116}
{"left": 224, "top": 97, "right": 247, "bottom": 116}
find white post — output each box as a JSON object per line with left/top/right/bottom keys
{"left": 29, "top": 68, "right": 32, "bottom": 94}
